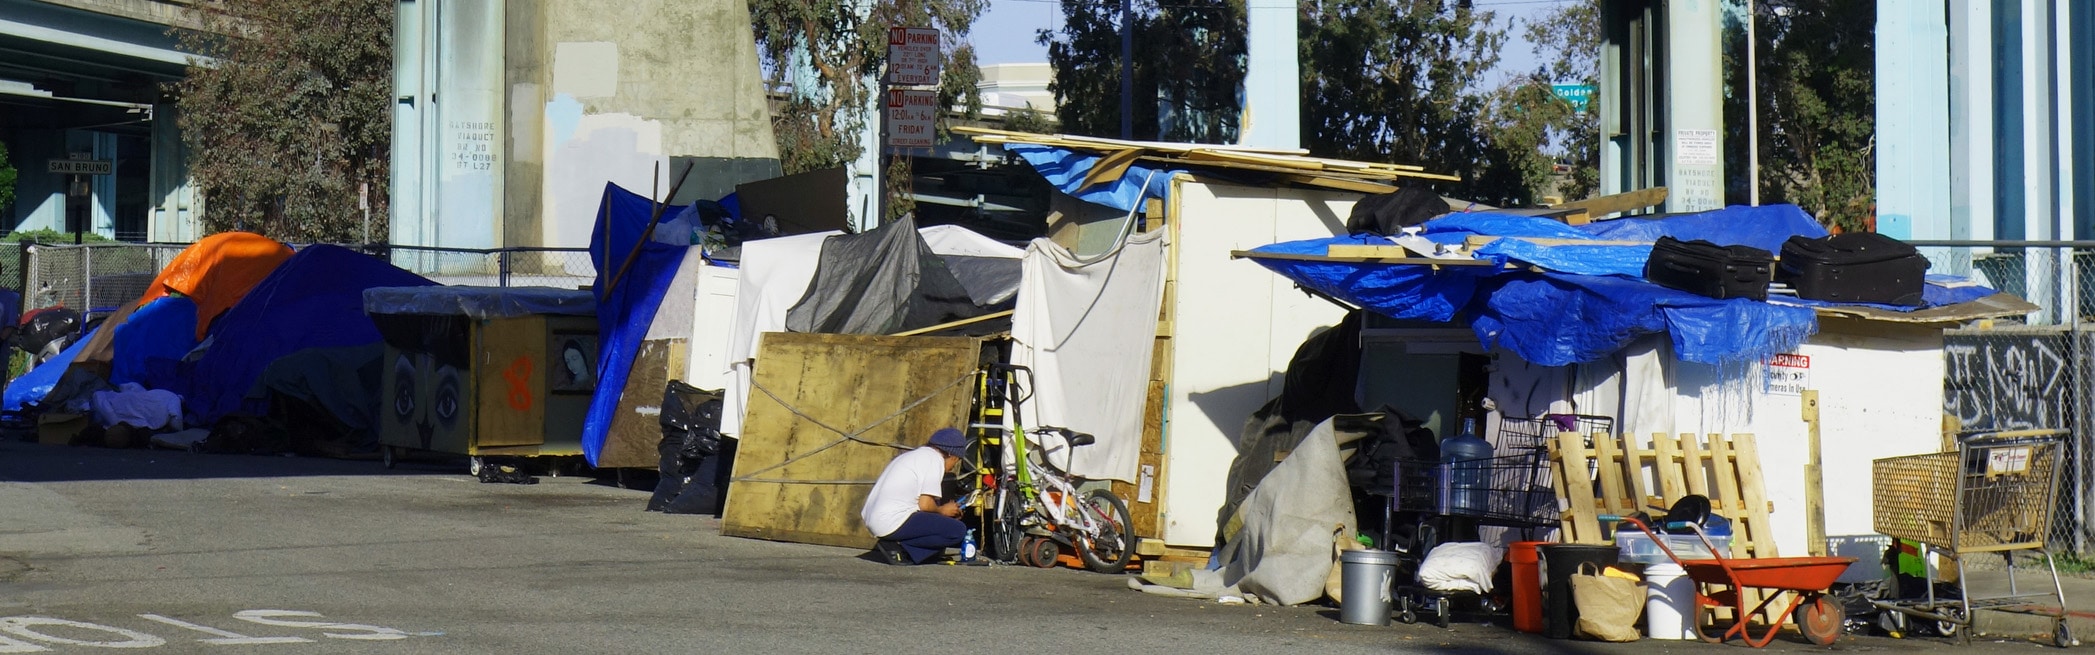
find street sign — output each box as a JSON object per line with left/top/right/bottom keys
{"left": 885, "top": 89, "right": 937, "bottom": 148}
{"left": 887, "top": 27, "right": 941, "bottom": 86}
{"left": 47, "top": 159, "right": 112, "bottom": 175}
{"left": 1551, "top": 84, "right": 1594, "bottom": 112}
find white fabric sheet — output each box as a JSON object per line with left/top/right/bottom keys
{"left": 1008, "top": 231, "right": 1166, "bottom": 483}
{"left": 721, "top": 231, "right": 839, "bottom": 439}
{"left": 91, "top": 382, "right": 183, "bottom": 430}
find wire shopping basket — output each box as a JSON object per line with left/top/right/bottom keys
{"left": 1872, "top": 430, "right": 2064, "bottom": 552}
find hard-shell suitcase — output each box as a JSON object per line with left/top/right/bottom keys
{"left": 1777, "top": 233, "right": 1928, "bottom": 306}
{"left": 1644, "top": 236, "right": 1774, "bottom": 301}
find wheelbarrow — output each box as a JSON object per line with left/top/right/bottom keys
{"left": 1612, "top": 516, "right": 1858, "bottom": 647}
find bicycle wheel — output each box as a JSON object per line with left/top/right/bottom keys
{"left": 992, "top": 484, "right": 1025, "bottom": 563}
{"left": 1076, "top": 489, "right": 1136, "bottom": 573}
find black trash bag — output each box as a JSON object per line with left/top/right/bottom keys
{"left": 15, "top": 306, "right": 81, "bottom": 360}
{"left": 476, "top": 457, "right": 538, "bottom": 484}
{"left": 1346, "top": 185, "right": 1449, "bottom": 236}
{"left": 650, "top": 381, "right": 725, "bottom": 512}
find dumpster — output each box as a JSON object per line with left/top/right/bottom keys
{"left": 364, "top": 286, "right": 598, "bottom": 467}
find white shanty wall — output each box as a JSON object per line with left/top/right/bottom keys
{"left": 1162, "top": 179, "right": 1353, "bottom": 546}
{"left": 1666, "top": 319, "right": 1945, "bottom": 580}
{"left": 684, "top": 264, "right": 740, "bottom": 391}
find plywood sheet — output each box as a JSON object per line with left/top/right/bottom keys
{"left": 475, "top": 316, "right": 550, "bottom": 448}
{"left": 597, "top": 339, "right": 685, "bottom": 468}
{"left": 723, "top": 332, "right": 981, "bottom": 549}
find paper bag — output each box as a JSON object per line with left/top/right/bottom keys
{"left": 1571, "top": 562, "right": 1645, "bottom": 642}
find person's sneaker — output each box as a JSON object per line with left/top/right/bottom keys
{"left": 873, "top": 539, "right": 911, "bottom": 566}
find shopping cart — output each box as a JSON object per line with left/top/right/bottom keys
{"left": 1869, "top": 429, "right": 2075, "bottom": 647}
{"left": 1383, "top": 449, "right": 1561, "bottom": 626}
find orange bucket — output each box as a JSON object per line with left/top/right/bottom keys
{"left": 1508, "top": 541, "right": 1546, "bottom": 634}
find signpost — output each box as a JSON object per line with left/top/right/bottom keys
{"left": 885, "top": 89, "right": 937, "bottom": 148}
{"left": 886, "top": 27, "right": 941, "bottom": 86}
{"left": 47, "top": 159, "right": 112, "bottom": 175}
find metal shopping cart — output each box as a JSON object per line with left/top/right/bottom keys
{"left": 1869, "top": 429, "right": 2076, "bottom": 647}
{"left": 1383, "top": 447, "right": 1562, "bottom": 626}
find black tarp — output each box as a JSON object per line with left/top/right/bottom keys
{"left": 784, "top": 217, "right": 1017, "bottom": 335}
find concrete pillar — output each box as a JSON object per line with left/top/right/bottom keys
{"left": 1240, "top": 0, "right": 1299, "bottom": 150}
{"left": 1874, "top": 0, "right": 1950, "bottom": 242}
{"left": 1947, "top": 0, "right": 1994, "bottom": 276}
{"left": 1663, "top": 0, "right": 1724, "bottom": 213}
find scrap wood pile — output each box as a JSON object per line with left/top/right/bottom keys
{"left": 953, "top": 126, "right": 1459, "bottom": 195}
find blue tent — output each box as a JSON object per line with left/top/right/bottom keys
{"left": 111, "top": 296, "right": 199, "bottom": 386}
{"left": 3, "top": 325, "right": 97, "bottom": 411}
{"left": 582, "top": 183, "right": 688, "bottom": 465}
{"left": 149, "top": 245, "right": 436, "bottom": 425}
{"left": 1244, "top": 206, "right": 2004, "bottom": 367}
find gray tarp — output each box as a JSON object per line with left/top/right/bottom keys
{"left": 363, "top": 286, "right": 597, "bottom": 319}
{"left": 784, "top": 216, "right": 1018, "bottom": 335}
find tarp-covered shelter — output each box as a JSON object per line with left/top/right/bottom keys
{"left": 1238, "top": 206, "right": 2037, "bottom": 576}
{"left": 149, "top": 244, "right": 437, "bottom": 428}
{"left": 582, "top": 183, "right": 689, "bottom": 466}
{"left": 784, "top": 215, "right": 1021, "bottom": 336}
{"left": 70, "top": 232, "right": 293, "bottom": 375}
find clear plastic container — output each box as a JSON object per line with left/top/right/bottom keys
{"left": 1615, "top": 531, "right": 1732, "bottom": 564}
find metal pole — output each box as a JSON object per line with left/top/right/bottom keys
{"left": 1747, "top": 0, "right": 1759, "bottom": 206}
{"left": 1119, "top": 0, "right": 1133, "bottom": 139}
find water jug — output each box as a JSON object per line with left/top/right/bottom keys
{"left": 1441, "top": 418, "right": 1494, "bottom": 513}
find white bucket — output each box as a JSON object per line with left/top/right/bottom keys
{"left": 1644, "top": 562, "right": 1695, "bottom": 640}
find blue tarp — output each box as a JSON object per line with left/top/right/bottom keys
{"left": 582, "top": 183, "right": 688, "bottom": 465}
{"left": 1249, "top": 205, "right": 1993, "bottom": 366}
{"left": 110, "top": 296, "right": 198, "bottom": 386}
{"left": 3, "top": 326, "right": 96, "bottom": 411}
{"left": 154, "top": 245, "right": 436, "bottom": 425}
{"left": 1005, "top": 143, "right": 1178, "bottom": 213}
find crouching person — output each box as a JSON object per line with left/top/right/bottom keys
{"left": 861, "top": 428, "right": 968, "bottom": 565}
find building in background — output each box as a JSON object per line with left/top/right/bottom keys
{"left": 0, "top": 0, "right": 203, "bottom": 242}
{"left": 390, "top": 0, "right": 782, "bottom": 263}
{"left": 976, "top": 63, "right": 1052, "bottom": 117}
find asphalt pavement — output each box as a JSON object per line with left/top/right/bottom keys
{"left": 0, "top": 439, "right": 2072, "bottom": 654}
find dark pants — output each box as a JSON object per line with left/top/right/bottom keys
{"left": 886, "top": 511, "right": 965, "bottom": 563}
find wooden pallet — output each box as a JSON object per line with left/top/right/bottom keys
{"left": 1550, "top": 432, "right": 1782, "bottom": 625}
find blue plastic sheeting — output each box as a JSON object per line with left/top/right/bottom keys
{"left": 0, "top": 289, "right": 19, "bottom": 329}
{"left": 1576, "top": 204, "right": 1827, "bottom": 253}
{"left": 582, "top": 183, "right": 689, "bottom": 465}
{"left": 3, "top": 326, "right": 96, "bottom": 411}
{"left": 1469, "top": 273, "right": 1816, "bottom": 367}
{"left": 110, "top": 296, "right": 199, "bottom": 386}
{"left": 1005, "top": 144, "right": 1177, "bottom": 213}
{"left": 1248, "top": 204, "right": 1997, "bottom": 365}
{"left": 162, "top": 245, "right": 436, "bottom": 426}
{"left": 1774, "top": 275, "right": 1995, "bottom": 313}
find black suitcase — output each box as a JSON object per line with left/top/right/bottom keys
{"left": 1644, "top": 236, "right": 1774, "bottom": 301}
{"left": 1777, "top": 233, "right": 1929, "bottom": 306}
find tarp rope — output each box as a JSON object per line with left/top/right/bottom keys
{"left": 730, "top": 371, "right": 976, "bottom": 485}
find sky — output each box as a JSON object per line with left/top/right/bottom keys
{"left": 965, "top": 0, "right": 1566, "bottom": 87}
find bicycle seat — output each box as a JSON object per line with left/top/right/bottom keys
{"left": 1044, "top": 427, "right": 1096, "bottom": 447}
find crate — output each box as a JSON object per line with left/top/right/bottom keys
{"left": 1873, "top": 435, "right": 2061, "bottom": 552}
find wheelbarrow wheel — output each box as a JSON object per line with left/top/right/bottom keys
{"left": 1798, "top": 594, "right": 1844, "bottom": 646}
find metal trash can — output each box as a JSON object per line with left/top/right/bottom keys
{"left": 1340, "top": 549, "right": 1401, "bottom": 625}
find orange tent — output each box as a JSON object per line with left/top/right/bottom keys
{"left": 69, "top": 232, "right": 293, "bottom": 370}
{"left": 139, "top": 232, "right": 295, "bottom": 339}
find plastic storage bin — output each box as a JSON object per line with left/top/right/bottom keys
{"left": 1615, "top": 531, "right": 1732, "bottom": 564}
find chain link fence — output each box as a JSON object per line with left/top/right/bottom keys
{"left": 16, "top": 242, "right": 598, "bottom": 318}
{"left": 1917, "top": 241, "right": 2095, "bottom": 572}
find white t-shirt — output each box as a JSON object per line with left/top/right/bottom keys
{"left": 860, "top": 447, "right": 947, "bottom": 538}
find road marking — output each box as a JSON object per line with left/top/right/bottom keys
{"left": 0, "top": 617, "right": 163, "bottom": 648}
{"left": 232, "top": 611, "right": 408, "bottom": 641}
{"left": 137, "top": 615, "right": 310, "bottom": 645}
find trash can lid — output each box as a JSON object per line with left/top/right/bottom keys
{"left": 1340, "top": 549, "right": 1402, "bottom": 565}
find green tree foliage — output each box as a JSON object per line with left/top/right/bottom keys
{"left": 172, "top": 0, "right": 392, "bottom": 243}
{"left": 1037, "top": 0, "right": 1245, "bottom": 143}
{"left": 751, "top": 0, "right": 988, "bottom": 219}
{"left": 1731, "top": 1, "right": 1874, "bottom": 230}
{"left": 0, "top": 139, "right": 15, "bottom": 212}
{"left": 1521, "top": 0, "right": 1601, "bottom": 201}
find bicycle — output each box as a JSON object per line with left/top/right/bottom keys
{"left": 972, "top": 363, "right": 1136, "bottom": 573}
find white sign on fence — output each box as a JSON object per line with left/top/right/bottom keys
{"left": 1764, "top": 353, "right": 1810, "bottom": 396}
{"left": 886, "top": 89, "right": 938, "bottom": 148}
{"left": 47, "top": 159, "right": 112, "bottom": 175}
{"left": 887, "top": 27, "right": 941, "bottom": 86}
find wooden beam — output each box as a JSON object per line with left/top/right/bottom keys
{"left": 1557, "top": 187, "right": 1670, "bottom": 219}
{"left": 1277, "top": 174, "right": 1399, "bottom": 194}
{"left": 1078, "top": 148, "right": 1144, "bottom": 191}
{"left": 888, "top": 310, "right": 1016, "bottom": 337}
{"left": 1802, "top": 390, "right": 1827, "bottom": 557}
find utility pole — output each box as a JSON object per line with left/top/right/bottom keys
{"left": 1119, "top": 0, "right": 1132, "bottom": 139}
{"left": 1747, "top": 0, "right": 1759, "bottom": 206}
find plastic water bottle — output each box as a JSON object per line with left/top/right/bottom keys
{"left": 961, "top": 529, "right": 978, "bottom": 562}
{"left": 1441, "top": 418, "right": 1494, "bottom": 514}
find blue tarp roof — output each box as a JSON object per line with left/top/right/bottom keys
{"left": 150, "top": 245, "right": 437, "bottom": 425}
{"left": 1248, "top": 205, "right": 2001, "bottom": 367}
